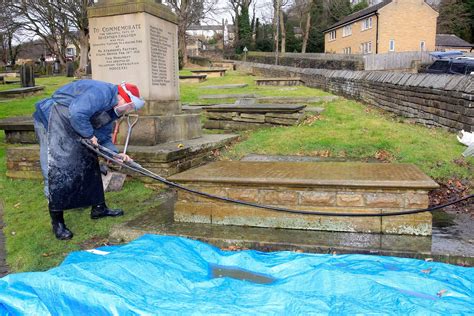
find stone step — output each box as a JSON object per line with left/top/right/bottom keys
{"left": 168, "top": 161, "right": 439, "bottom": 235}
{"left": 5, "top": 134, "right": 239, "bottom": 179}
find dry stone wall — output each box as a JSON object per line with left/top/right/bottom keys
{"left": 236, "top": 62, "right": 474, "bottom": 132}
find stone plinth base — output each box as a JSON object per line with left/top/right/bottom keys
{"left": 115, "top": 113, "right": 203, "bottom": 146}
{"left": 5, "top": 134, "right": 238, "bottom": 179}
{"left": 169, "top": 161, "right": 439, "bottom": 236}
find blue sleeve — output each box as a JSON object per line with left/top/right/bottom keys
{"left": 96, "top": 122, "right": 118, "bottom": 153}
{"left": 68, "top": 87, "right": 111, "bottom": 139}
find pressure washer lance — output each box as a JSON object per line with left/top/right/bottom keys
{"left": 81, "top": 139, "right": 473, "bottom": 217}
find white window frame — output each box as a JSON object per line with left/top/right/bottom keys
{"left": 389, "top": 40, "right": 395, "bottom": 52}
{"left": 420, "top": 41, "right": 426, "bottom": 51}
{"left": 343, "top": 47, "right": 352, "bottom": 54}
{"left": 361, "top": 17, "right": 373, "bottom": 31}
{"left": 361, "top": 41, "right": 372, "bottom": 54}
{"left": 342, "top": 25, "right": 352, "bottom": 37}
{"left": 328, "top": 30, "right": 336, "bottom": 41}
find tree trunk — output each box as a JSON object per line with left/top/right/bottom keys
{"left": 178, "top": 22, "right": 188, "bottom": 66}
{"left": 77, "top": 29, "right": 89, "bottom": 73}
{"left": 301, "top": 12, "right": 311, "bottom": 53}
{"left": 273, "top": 0, "right": 280, "bottom": 64}
{"left": 279, "top": 9, "right": 286, "bottom": 54}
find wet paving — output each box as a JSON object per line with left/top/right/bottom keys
{"left": 111, "top": 190, "right": 474, "bottom": 267}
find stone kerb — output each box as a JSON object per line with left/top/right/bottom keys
{"left": 170, "top": 161, "right": 439, "bottom": 236}
{"left": 235, "top": 61, "right": 474, "bottom": 132}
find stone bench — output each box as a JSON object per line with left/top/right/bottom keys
{"left": 0, "top": 86, "right": 44, "bottom": 98}
{"left": 255, "top": 77, "right": 304, "bottom": 86}
{"left": 179, "top": 75, "right": 207, "bottom": 83}
{"left": 0, "top": 116, "right": 36, "bottom": 144}
{"left": 203, "top": 104, "right": 306, "bottom": 130}
{"left": 190, "top": 69, "right": 226, "bottom": 78}
{"left": 169, "top": 161, "right": 439, "bottom": 236}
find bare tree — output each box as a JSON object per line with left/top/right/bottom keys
{"left": 56, "top": 0, "right": 94, "bottom": 74}
{"left": 0, "top": 1, "right": 23, "bottom": 65}
{"left": 11, "top": 0, "right": 71, "bottom": 65}
{"left": 164, "top": 0, "right": 218, "bottom": 65}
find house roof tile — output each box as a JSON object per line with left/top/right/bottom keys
{"left": 436, "top": 34, "right": 473, "bottom": 48}
{"left": 324, "top": 0, "right": 391, "bottom": 32}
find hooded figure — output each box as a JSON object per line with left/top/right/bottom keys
{"left": 33, "top": 79, "right": 144, "bottom": 240}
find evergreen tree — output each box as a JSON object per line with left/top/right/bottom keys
{"left": 236, "top": 4, "right": 252, "bottom": 53}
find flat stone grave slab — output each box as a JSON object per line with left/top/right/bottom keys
{"left": 234, "top": 98, "right": 257, "bottom": 105}
{"left": 255, "top": 77, "right": 304, "bottom": 86}
{"left": 204, "top": 104, "right": 305, "bottom": 113}
{"left": 0, "top": 86, "right": 44, "bottom": 98}
{"left": 200, "top": 84, "right": 248, "bottom": 90}
{"left": 199, "top": 93, "right": 258, "bottom": 100}
{"left": 190, "top": 69, "right": 226, "bottom": 78}
{"left": 211, "top": 61, "right": 235, "bottom": 71}
{"left": 169, "top": 161, "right": 439, "bottom": 235}
{"left": 257, "top": 96, "right": 338, "bottom": 104}
{"left": 203, "top": 104, "right": 307, "bottom": 130}
{"left": 179, "top": 75, "right": 207, "bottom": 83}
{"left": 0, "top": 116, "right": 36, "bottom": 144}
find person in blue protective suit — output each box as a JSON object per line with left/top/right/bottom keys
{"left": 33, "top": 79, "right": 145, "bottom": 240}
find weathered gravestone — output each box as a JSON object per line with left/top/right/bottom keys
{"left": 66, "top": 61, "right": 75, "bottom": 77}
{"left": 20, "top": 64, "right": 35, "bottom": 88}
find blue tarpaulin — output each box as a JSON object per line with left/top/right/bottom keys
{"left": 0, "top": 234, "right": 473, "bottom": 315}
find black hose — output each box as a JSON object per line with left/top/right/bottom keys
{"left": 82, "top": 140, "right": 473, "bottom": 218}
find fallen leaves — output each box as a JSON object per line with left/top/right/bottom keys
{"left": 374, "top": 150, "right": 394, "bottom": 162}
{"left": 300, "top": 115, "right": 321, "bottom": 126}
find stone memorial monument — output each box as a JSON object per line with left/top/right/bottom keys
{"left": 88, "top": 0, "right": 236, "bottom": 176}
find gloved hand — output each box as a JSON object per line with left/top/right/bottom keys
{"left": 99, "top": 163, "right": 108, "bottom": 176}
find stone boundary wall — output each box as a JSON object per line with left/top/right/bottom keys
{"left": 235, "top": 61, "right": 474, "bottom": 132}
{"left": 245, "top": 52, "right": 365, "bottom": 71}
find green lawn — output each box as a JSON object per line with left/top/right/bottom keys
{"left": 0, "top": 71, "right": 472, "bottom": 272}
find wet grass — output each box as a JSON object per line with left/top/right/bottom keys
{"left": 0, "top": 71, "right": 472, "bottom": 272}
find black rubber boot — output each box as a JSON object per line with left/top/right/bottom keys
{"left": 49, "top": 211, "right": 73, "bottom": 240}
{"left": 90, "top": 203, "right": 124, "bottom": 220}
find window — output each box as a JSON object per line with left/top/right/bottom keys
{"left": 342, "top": 25, "right": 352, "bottom": 37}
{"left": 427, "top": 60, "right": 449, "bottom": 72}
{"left": 420, "top": 41, "right": 426, "bottom": 51}
{"left": 389, "top": 40, "right": 395, "bottom": 52}
{"left": 450, "top": 62, "right": 466, "bottom": 75}
{"left": 361, "top": 17, "right": 373, "bottom": 31}
{"left": 361, "top": 41, "right": 372, "bottom": 54}
{"left": 328, "top": 31, "right": 336, "bottom": 41}
{"left": 343, "top": 47, "right": 352, "bottom": 54}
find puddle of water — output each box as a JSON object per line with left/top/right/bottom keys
{"left": 209, "top": 264, "right": 276, "bottom": 285}
{"left": 432, "top": 211, "right": 456, "bottom": 228}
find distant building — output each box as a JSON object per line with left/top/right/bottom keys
{"left": 186, "top": 22, "right": 235, "bottom": 44}
{"left": 324, "top": 0, "right": 438, "bottom": 54}
{"left": 435, "top": 34, "right": 473, "bottom": 52}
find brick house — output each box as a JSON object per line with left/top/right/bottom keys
{"left": 324, "top": 0, "right": 438, "bottom": 54}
